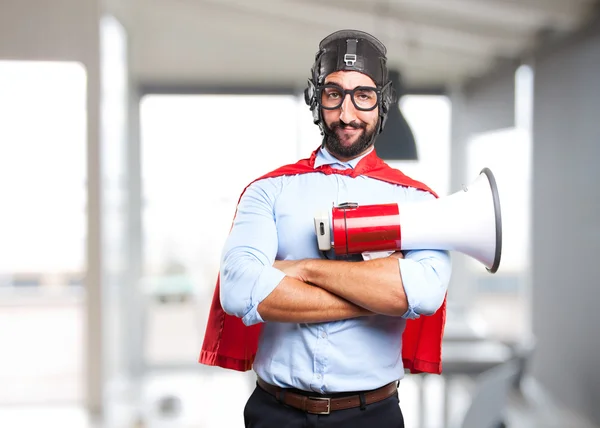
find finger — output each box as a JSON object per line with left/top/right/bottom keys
{"left": 389, "top": 251, "right": 404, "bottom": 259}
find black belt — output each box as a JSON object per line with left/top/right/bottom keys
{"left": 256, "top": 377, "right": 398, "bottom": 415}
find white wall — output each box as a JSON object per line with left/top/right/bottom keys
{"left": 531, "top": 20, "right": 600, "bottom": 426}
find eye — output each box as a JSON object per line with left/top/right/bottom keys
{"left": 355, "top": 90, "right": 375, "bottom": 100}
{"left": 320, "top": 86, "right": 346, "bottom": 108}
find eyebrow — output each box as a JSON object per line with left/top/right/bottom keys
{"left": 323, "top": 79, "right": 376, "bottom": 89}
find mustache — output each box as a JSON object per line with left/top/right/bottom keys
{"left": 329, "top": 120, "right": 366, "bottom": 131}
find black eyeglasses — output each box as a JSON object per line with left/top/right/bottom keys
{"left": 317, "top": 84, "right": 381, "bottom": 111}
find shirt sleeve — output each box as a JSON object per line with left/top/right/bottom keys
{"left": 394, "top": 186, "right": 452, "bottom": 319}
{"left": 398, "top": 250, "right": 451, "bottom": 319}
{"left": 219, "top": 178, "right": 286, "bottom": 326}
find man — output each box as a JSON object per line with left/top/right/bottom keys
{"left": 200, "top": 29, "right": 451, "bottom": 428}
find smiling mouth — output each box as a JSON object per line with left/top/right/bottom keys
{"left": 335, "top": 128, "right": 363, "bottom": 145}
{"left": 337, "top": 127, "right": 362, "bottom": 136}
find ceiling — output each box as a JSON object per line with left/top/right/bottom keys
{"left": 108, "top": 0, "right": 600, "bottom": 91}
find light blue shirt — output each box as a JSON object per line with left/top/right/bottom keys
{"left": 220, "top": 147, "right": 451, "bottom": 393}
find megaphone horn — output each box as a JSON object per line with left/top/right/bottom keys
{"left": 314, "top": 168, "right": 503, "bottom": 274}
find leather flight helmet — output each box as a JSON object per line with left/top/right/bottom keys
{"left": 304, "top": 29, "right": 395, "bottom": 139}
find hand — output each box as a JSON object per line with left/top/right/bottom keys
{"left": 273, "top": 259, "right": 310, "bottom": 283}
{"left": 388, "top": 251, "right": 405, "bottom": 259}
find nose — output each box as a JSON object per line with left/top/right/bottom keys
{"left": 339, "top": 93, "right": 357, "bottom": 123}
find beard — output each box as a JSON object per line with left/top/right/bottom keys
{"left": 324, "top": 120, "right": 376, "bottom": 159}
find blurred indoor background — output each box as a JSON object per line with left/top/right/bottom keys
{"left": 0, "top": 0, "right": 599, "bottom": 427}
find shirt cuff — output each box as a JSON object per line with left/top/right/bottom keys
{"left": 241, "top": 265, "right": 286, "bottom": 326}
{"left": 398, "top": 258, "right": 424, "bottom": 320}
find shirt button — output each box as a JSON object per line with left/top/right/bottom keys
{"left": 321, "top": 332, "right": 327, "bottom": 339}
{"left": 316, "top": 374, "right": 322, "bottom": 379}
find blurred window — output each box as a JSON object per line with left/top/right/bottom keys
{"left": 392, "top": 95, "right": 452, "bottom": 196}
{"left": 139, "top": 94, "right": 299, "bottom": 365}
{"left": 464, "top": 65, "right": 534, "bottom": 340}
{"left": 0, "top": 60, "right": 87, "bottom": 403}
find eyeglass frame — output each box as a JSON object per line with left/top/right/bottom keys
{"left": 316, "top": 83, "right": 384, "bottom": 112}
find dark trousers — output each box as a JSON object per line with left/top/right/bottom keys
{"left": 244, "top": 383, "right": 405, "bottom": 428}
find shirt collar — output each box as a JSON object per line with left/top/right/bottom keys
{"left": 313, "top": 146, "right": 374, "bottom": 170}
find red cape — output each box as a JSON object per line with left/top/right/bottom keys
{"left": 199, "top": 148, "right": 447, "bottom": 375}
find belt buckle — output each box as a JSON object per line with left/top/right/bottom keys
{"left": 309, "top": 397, "right": 331, "bottom": 415}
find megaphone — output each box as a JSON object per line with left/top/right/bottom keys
{"left": 313, "top": 168, "right": 502, "bottom": 273}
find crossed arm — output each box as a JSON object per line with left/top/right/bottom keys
{"left": 219, "top": 179, "right": 450, "bottom": 326}
{"left": 258, "top": 253, "right": 409, "bottom": 323}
